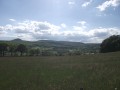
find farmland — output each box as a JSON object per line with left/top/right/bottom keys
{"left": 0, "top": 52, "right": 120, "bottom": 90}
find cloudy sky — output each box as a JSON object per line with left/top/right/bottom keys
{"left": 0, "top": 0, "right": 120, "bottom": 43}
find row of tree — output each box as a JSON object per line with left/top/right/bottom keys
{"left": 0, "top": 43, "right": 58, "bottom": 56}
{"left": 2, "top": 35, "right": 119, "bottom": 56}
{"left": 0, "top": 42, "right": 99, "bottom": 57}
{"left": 0, "top": 43, "right": 27, "bottom": 56}
{"left": 0, "top": 43, "right": 66, "bottom": 56}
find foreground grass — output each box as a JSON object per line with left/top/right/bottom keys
{"left": 0, "top": 52, "right": 120, "bottom": 90}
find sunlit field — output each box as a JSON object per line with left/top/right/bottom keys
{"left": 0, "top": 52, "right": 120, "bottom": 90}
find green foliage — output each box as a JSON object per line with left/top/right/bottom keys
{"left": 0, "top": 43, "right": 8, "bottom": 56}
{"left": 100, "top": 35, "right": 120, "bottom": 53}
{"left": 29, "top": 47, "right": 41, "bottom": 56}
{"left": 0, "top": 39, "right": 100, "bottom": 56}
{"left": 8, "top": 44, "right": 17, "bottom": 56}
{"left": 16, "top": 44, "right": 27, "bottom": 56}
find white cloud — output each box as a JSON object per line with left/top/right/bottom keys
{"left": 61, "top": 23, "right": 67, "bottom": 28}
{"left": 0, "top": 26, "right": 4, "bottom": 31}
{"left": 77, "top": 21, "right": 86, "bottom": 26}
{"left": 64, "top": 26, "right": 120, "bottom": 43}
{"left": 68, "top": 1, "right": 75, "bottom": 5}
{"left": 0, "top": 20, "right": 61, "bottom": 41}
{"left": 97, "top": 0, "right": 120, "bottom": 11}
{"left": 0, "top": 20, "right": 120, "bottom": 43}
{"left": 87, "top": 27, "right": 120, "bottom": 42}
{"left": 9, "top": 19, "right": 16, "bottom": 22}
{"left": 82, "top": 0, "right": 92, "bottom": 7}
{"left": 0, "top": 26, "right": 6, "bottom": 35}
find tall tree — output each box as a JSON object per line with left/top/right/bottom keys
{"left": 100, "top": 35, "right": 120, "bottom": 53}
{"left": 8, "top": 44, "right": 17, "bottom": 56}
{"left": 0, "top": 43, "right": 8, "bottom": 56}
{"left": 29, "top": 47, "right": 41, "bottom": 56}
{"left": 16, "top": 44, "right": 27, "bottom": 56}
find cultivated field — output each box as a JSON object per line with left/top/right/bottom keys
{"left": 0, "top": 52, "right": 120, "bottom": 90}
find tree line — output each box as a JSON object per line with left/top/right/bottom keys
{"left": 0, "top": 43, "right": 65, "bottom": 56}
{"left": 0, "top": 43, "right": 27, "bottom": 56}
{"left": 0, "top": 42, "right": 99, "bottom": 57}
{"left": 1, "top": 34, "right": 119, "bottom": 57}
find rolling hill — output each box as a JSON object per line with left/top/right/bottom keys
{"left": 0, "top": 39, "right": 100, "bottom": 54}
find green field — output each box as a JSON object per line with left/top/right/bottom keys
{"left": 0, "top": 52, "right": 120, "bottom": 90}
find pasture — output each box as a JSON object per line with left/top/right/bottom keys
{"left": 0, "top": 52, "right": 120, "bottom": 90}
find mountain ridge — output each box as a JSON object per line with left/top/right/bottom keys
{"left": 0, "top": 38, "right": 100, "bottom": 53}
{"left": 10, "top": 38, "right": 100, "bottom": 44}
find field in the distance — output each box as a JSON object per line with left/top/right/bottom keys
{"left": 0, "top": 52, "right": 120, "bottom": 90}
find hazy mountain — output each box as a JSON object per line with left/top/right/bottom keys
{"left": 0, "top": 38, "right": 100, "bottom": 53}
{"left": 11, "top": 38, "right": 24, "bottom": 42}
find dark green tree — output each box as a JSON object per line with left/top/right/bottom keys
{"left": 16, "top": 44, "right": 27, "bottom": 56}
{"left": 100, "top": 35, "right": 120, "bottom": 53}
{"left": 35, "top": 48, "right": 40, "bottom": 56}
{"left": 8, "top": 44, "right": 17, "bottom": 56}
{"left": 29, "top": 49, "right": 36, "bottom": 56}
{"left": 0, "top": 43, "right": 8, "bottom": 56}
{"left": 29, "top": 47, "right": 41, "bottom": 56}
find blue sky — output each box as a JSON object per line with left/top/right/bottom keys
{"left": 0, "top": 0, "right": 120, "bottom": 43}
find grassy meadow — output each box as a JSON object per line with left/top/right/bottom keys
{"left": 0, "top": 52, "right": 120, "bottom": 90}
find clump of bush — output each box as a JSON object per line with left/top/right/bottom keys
{"left": 100, "top": 35, "right": 120, "bottom": 53}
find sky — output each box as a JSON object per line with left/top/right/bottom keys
{"left": 0, "top": 0, "right": 120, "bottom": 43}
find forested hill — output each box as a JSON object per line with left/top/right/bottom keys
{"left": 0, "top": 39, "right": 100, "bottom": 55}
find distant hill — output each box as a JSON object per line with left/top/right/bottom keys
{"left": 0, "top": 38, "right": 100, "bottom": 54}
{"left": 11, "top": 38, "right": 24, "bottom": 42}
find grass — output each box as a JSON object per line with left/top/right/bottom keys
{"left": 0, "top": 52, "right": 120, "bottom": 90}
